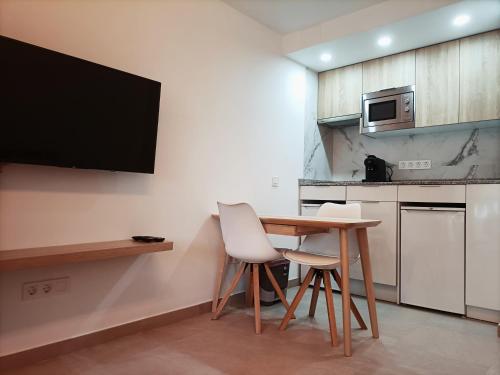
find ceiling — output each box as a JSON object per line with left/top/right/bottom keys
{"left": 223, "top": 0, "right": 500, "bottom": 72}
{"left": 222, "top": 0, "right": 385, "bottom": 34}
{"left": 288, "top": 0, "right": 500, "bottom": 71}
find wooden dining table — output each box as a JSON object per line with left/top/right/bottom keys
{"left": 212, "top": 214, "right": 381, "bottom": 357}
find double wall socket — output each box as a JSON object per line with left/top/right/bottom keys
{"left": 399, "top": 160, "right": 432, "bottom": 170}
{"left": 22, "top": 277, "right": 70, "bottom": 300}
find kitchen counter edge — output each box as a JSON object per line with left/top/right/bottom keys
{"left": 299, "top": 178, "right": 500, "bottom": 186}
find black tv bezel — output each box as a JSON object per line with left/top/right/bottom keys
{"left": 0, "top": 35, "right": 162, "bottom": 174}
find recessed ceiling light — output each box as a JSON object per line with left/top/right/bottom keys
{"left": 453, "top": 14, "right": 470, "bottom": 26}
{"left": 320, "top": 53, "right": 332, "bottom": 62}
{"left": 377, "top": 36, "right": 392, "bottom": 47}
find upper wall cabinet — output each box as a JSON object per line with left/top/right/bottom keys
{"left": 317, "top": 63, "right": 362, "bottom": 120}
{"left": 459, "top": 30, "right": 500, "bottom": 122}
{"left": 362, "top": 50, "right": 415, "bottom": 93}
{"left": 415, "top": 40, "right": 460, "bottom": 127}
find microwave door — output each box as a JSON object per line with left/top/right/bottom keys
{"left": 363, "top": 94, "right": 402, "bottom": 128}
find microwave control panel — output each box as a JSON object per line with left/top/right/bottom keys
{"left": 401, "top": 92, "right": 414, "bottom": 121}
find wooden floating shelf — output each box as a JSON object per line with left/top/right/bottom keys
{"left": 0, "top": 239, "right": 173, "bottom": 271}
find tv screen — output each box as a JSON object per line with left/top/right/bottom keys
{"left": 0, "top": 35, "right": 161, "bottom": 174}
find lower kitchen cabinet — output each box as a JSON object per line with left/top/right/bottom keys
{"left": 300, "top": 191, "right": 398, "bottom": 288}
{"left": 299, "top": 183, "right": 500, "bottom": 317}
{"left": 466, "top": 184, "right": 500, "bottom": 313}
{"left": 348, "top": 201, "right": 397, "bottom": 286}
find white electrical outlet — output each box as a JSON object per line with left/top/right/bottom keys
{"left": 22, "top": 277, "right": 70, "bottom": 300}
{"left": 398, "top": 160, "right": 431, "bottom": 170}
{"left": 422, "top": 160, "right": 431, "bottom": 169}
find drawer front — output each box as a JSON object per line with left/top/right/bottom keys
{"left": 346, "top": 185, "right": 398, "bottom": 201}
{"left": 299, "top": 186, "right": 346, "bottom": 201}
{"left": 398, "top": 185, "right": 465, "bottom": 203}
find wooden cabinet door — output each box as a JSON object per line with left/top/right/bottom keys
{"left": 416, "top": 40, "right": 459, "bottom": 127}
{"left": 362, "top": 50, "right": 415, "bottom": 93}
{"left": 459, "top": 29, "right": 500, "bottom": 122}
{"left": 317, "top": 63, "right": 362, "bottom": 120}
{"left": 348, "top": 201, "right": 397, "bottom": 286}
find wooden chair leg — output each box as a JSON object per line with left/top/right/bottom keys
{"left": 246, "top": 266, "right": 254, "bottom": 307}
{"left": 323, "top": 270, "right": 339, "bottom": 347}
{"left": 212, "top": 253, "right": 230, "bottom": 313}
{"left": 279, "top": 268, "right": 315, "bottom": 331}
{"left": 252, "top": 264, "right": 262, "bottom": 334}
{"left": 263, "top": 263, "right": 295, "bottom": 319}
{"left": 212, "top": 262, "right": 247, "bottom": 320}
{"left": 331, "top": 269, "right": 367, "bottom": 330}
{"left": 309, "top": 271, "right": 322, "bottom": 317}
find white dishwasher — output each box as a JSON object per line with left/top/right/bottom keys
{"left": 400, "top": 206, "right": 465, "bottom": 314}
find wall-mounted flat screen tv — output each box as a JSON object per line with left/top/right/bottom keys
{"left": 0, "top": 35, "right": 161, "bottom": 174}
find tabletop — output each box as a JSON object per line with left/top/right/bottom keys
{"left": 212, "top": 214, "right": 381, "bottom": 229}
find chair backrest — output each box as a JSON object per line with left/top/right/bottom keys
{"left": 217, "top": 202, "right": 280, "bottom": 263}
{"left": 300, "top": 202, "right": 361, "bottom": 261}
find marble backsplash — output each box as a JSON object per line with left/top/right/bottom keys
{"left": 303, "top": 69, "right": 333, "bottom": 180}
{"left": 304, "top": 123, "right": 500, "bottom": 181}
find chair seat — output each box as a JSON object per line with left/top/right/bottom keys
{"left": 282, "top": 250, "right": 340, "bottom": 270}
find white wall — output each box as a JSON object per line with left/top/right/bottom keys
{"left": 0, "top": 0, "right": 305, "bottom": 355}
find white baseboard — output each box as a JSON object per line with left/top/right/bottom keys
{"left": 466, "top": 305, "right": 500, "bottom": 323}
{"left": 343, "top": 279, "right": 398, "bottom": 303}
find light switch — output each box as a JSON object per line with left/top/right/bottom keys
{"left": 272, "top": 176, "right": 279, "bottom": 187}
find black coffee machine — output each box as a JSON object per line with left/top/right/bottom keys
{"left": 363, "top": 155, "right": 392, "bottom": 182}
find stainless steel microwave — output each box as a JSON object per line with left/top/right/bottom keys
{"left": 361, "top": 85, "right": 415, "bottom": 134}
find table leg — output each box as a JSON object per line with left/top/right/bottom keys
{"left": 212, "top": 253, "right": 230, "bottom": 313}
{"left": 356, "top": 227, "right": 379, "bottom": 339}
{"left": 339, "top": 228, "right": 352, "bottom": 357}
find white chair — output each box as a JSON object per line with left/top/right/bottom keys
{"left": 212, "top": 202, "right": 293, "bottom": 334}
{"left": 279, "top": 203, "right": 367, "bottom": 347}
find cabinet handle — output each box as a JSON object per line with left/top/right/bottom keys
{"left": 361, "top": 201, "right": 380, "bottom": 203}
{"left": 418, "top": 185, "right": 441, "bottom": 187}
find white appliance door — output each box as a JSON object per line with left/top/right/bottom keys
{"left": 401, "top": 207, "right": 465, "bottom": 314}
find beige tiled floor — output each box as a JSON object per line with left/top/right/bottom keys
{"left": 6, "top": 287, "right": 500, "bottom": 375}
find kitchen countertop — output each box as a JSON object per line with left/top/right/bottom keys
{"left": 299, "top": 178, "right": 500, "bottom": 186}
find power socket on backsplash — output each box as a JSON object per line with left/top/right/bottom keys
{"left": 399, "top": 160, "right": 432, "bottom": 170}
